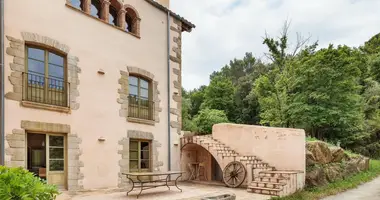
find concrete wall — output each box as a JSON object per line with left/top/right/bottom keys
{"left": 213, "top": 124, "right": 306, "bottom": 172}
{"left": 3, "top": 0, "right": 185, "bottom": 190}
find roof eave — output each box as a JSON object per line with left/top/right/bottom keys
{"left": 144, "top": 0, "right": 196, "bottom": 32}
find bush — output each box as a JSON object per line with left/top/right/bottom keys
{"left": 193, "top": 109, "right": 230, "bottom": 134}
{"left": 0, "top": 166, "right": 60, "bottom": 200}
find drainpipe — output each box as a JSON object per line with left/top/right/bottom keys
{"left": 166, "top": 11, "right": 171, "bottom": 172}
{"left": 0, "top": 0, "right": 5, "bottom": 166}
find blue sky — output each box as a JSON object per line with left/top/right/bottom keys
{"left": 171, "top": 0, "right": 380, "bottom": 90}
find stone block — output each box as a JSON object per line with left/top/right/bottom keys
{"left": 6, "top": 133, "right": 25, "bottom": 141}
{"left": 6, "top": 35, "right": 23, "bottom": 43}
{"left": 8, "top": 76, "right": 22, "bottom": 86}
{"left": 13, "top": 57, "right": 25, "bottom": 65}
{"left": 173, "top": 68, "right": 180, "bottom": 75}
{"left": 8, "top": 161, "right": 25, "bottom": 167}
{"left": 5, "top": 92, "right": 22, "bottom": 101}
{"left": 10, "top": 63, "right": 25, "bottom": 72}
{"left": 7, "top": 140, "right": 25, "bottom": 148}
{"left": 170, "top": 55, "right": 181, "bottom": 64}
{"left": 119, "top": 159, "right": 129, "bottom": 167}
{"left": 6, "top": 47, "right": 24, "bottom": 58}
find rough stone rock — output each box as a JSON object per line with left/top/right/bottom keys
{"left": 306, "top": 166, "right": 328, "bottom": 187}
{"left": 306, "top": 150, "right": 317, "bottom": 166}
{"left": 307, "top": 141, "right": 333, "bottom": 164}
{"left": 324, "top": 163, "right": 343, "bottom": 182}
{"left": 330, "top": 147, "right": 347, "bottom": 162}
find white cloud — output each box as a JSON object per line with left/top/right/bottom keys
{"left": 171, "top": 0, "right": 380, "bottom": 90}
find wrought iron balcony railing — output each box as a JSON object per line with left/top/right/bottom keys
{"left": 22, "top": 72, "right": 69, "bottom": 107}
{"left": 128, "top": 95, "right": 154, "bottom": 121}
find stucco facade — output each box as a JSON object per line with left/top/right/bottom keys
{"left": 2, "top": 0, "right": 194, "bottom": 192}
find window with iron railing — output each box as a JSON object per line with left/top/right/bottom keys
{"left": 23, "top": 46, "right": 68, "bottom": 107}
{"left": 128, "top": 76, "right": 154, "bottom": 121}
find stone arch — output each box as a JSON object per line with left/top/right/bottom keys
{"left": 124, "top": 4, "right": 141, "bottom": 36}
{"left": 181, "top": 142, "right": 226, "bottom": 172}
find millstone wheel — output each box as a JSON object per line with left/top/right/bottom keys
{"left": 223, "top": 161, "right": 246, "bottom": 188}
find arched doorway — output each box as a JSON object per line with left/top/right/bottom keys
{"left": 181, "top": 143, "right": 224, "bottom": 184}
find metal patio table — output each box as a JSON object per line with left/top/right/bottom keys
{"left": 122, "top": 171, "right": 184, "bottom": 199}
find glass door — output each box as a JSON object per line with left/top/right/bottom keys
{"left": 47, "top": 135, "right": 66, "bottom": 189}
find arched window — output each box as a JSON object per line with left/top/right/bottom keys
{"left": 125, "top": 14, "right": 134, "bottom": 33}
{"left": 25, "top": 46, "right": 67, "bottom": 107}
{"left": 109, "top": 5, "right": 118, "bottom": 25}
{"left": 108, "top": 0, "right": 122, "bottom": 26}
{"left": 128, "top": 75, "right": 153, "bottom": 120}
{"left": 90, "top": 0, "right": 101, "bottom": 18}
{"left": 71, "top": 0, "right": 84, "bottom": 11}
{"left": 124, "top": 6, "right": 140, "bottom": 35}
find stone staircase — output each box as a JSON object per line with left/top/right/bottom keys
{"left": 181, "top": 135, "right": 304, "bottom": 197}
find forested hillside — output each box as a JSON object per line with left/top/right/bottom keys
{"left": 182, "top": 23, "right": 380, "bottom": 159}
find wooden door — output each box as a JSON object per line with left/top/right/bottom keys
{"left": 47, "top": 134, "right": 66, "bottom": 189}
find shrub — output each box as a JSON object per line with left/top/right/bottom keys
{"left": 0, "top": 166, "right": 60, "bottom": 200}
{"left": 193, "top": 109, "right": 230, "bottom": 134}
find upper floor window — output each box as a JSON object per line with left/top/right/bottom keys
{"left": 128, "top": 76, "right": 154, "bottom": 120}
{"left": 66, "top": 1, "right": 141, "bottom": 37}
{"left": 90, "top": 0, "right": 101, "bottom": 18}
{"left": 25, "top": 46, "right": 68, "bottom": 107}
{"left": 71, "top": 0, "right": 84, "bottom": 11}
{"left": 109, "top": 4, "right": 118, "bottom": 25}
{"left": 125, "top": 7, "right": 139, "bottom": 34}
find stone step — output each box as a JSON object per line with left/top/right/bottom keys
{"left": 221, "top": 153, "right": 239, "bottom": 157}
{"left": 249, "top": 181, "right": 286, "bottom": 189}
{"left": 238, "top": 156, "right": 257, "bottom": 160}
{"left": 258, "top": 171, "right": 295, "bottom": 179}
{"left": 217, "top": 150, "right": 236, "bottom": 154}
{"left": 247, "top": 186, "right": 282, "bottom": 196}
{"left": 254, "top": 176, "right": 288, "bottom": 183}
{"left": 240, "top": 159, "right": 263, "bottom": 164}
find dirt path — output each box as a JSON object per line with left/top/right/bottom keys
{"left": 322, "top": 176, "right": 380, "bottom": 200}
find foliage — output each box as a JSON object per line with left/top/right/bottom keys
{"left": 202, "top": 76, "right": 235, "bottom": 120}
{"left": 288, "top": 45, "right": 365, "bottom": 140}
{"left": 271, "top": 160, "right": 380, "bottom": 200}
{"left": 0, "top": 166, "right": 59, "bottom": 200}
{"left": 361, "top": 33, "right": 380, "bottom": 55}
{"left": 193, "top": 109, "right": 229, "bottom": 134}
{"left": 181, "top": 22, "right": 380, "bottom": 158}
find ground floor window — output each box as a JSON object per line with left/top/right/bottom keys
{"left": 129, "top": 140, "right": 151, "bottom": 172}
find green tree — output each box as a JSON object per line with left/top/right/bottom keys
{"left": 202, "top": 76, "right": 235, "bottom": 120}
{"left": 188, "top": 86, "right": 207, "bottom": 117}
{"left": 287, "top": 45, "right": 365, "bottom": 140}
{"left": 193, "top": 109, "right": 229, "bottom": 134}
{"left": 361, "top": 33, "right": 380, "bottom": 55}
{"left": 182, "top": 96, "right": 196, "bottom": 131}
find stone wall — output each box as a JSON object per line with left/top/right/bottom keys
{"left": 5, "top": 121, "right": 84, "bottom": 192}
{"left": 306, "top": 141, "right": 370, "bottom": 187}
{"left": 5, "top": 32, "right": 81, "bottom": 112}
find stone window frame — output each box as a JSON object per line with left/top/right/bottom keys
{"left": 118, "top": 130, "right": 163, "bottom": 188}
{"left": 5, "top": 32, "right": 81, "bottom": 113}
{"left": 5, "top": 121, "right": 84, "bottom": 192}
{"left": 65, "top": 0, "right": 141, "bottom": 38}
{"left": 118, "top": 66, "right": 162, "bottom": 126}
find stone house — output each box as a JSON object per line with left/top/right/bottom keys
{"left": 0, "top": 0, "right": 194, "bottom": 191}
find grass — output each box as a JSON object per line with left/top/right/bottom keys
{"left": 271, "top": 160, "right": 380, "bottom": 200}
